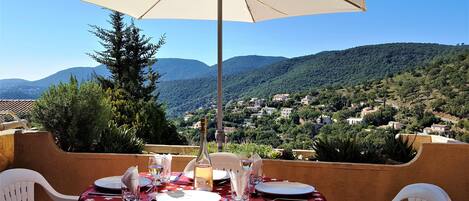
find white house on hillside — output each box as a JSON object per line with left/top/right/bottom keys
{"left": 301, "top": 95, "right": 315, "bottom": 105}
{"left": 387, "top": 121, "right": 403, "bottom": 130}
{"left": 261, "top": 107, "right": 277, "bottom": 115}
{"left": 273, "top": 94, "right": 290, "bottom": 102}
{"left": 192, "top": 121, "right": 202, "bottom": 129}
{"left": 346, "top": 117, "right": 363, "bottom": 125}
{"left": 183, "top": 113, "right": 194, "bottom": 121}
{"left": 281, "top": 107, "right": 293, "bottom": 118}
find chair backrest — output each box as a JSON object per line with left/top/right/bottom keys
{"left": 392, "top": 183, "right": 452, "bottom": 201}
{"left": 0, "top": 168, "right": 78, "bottom": 201}
{"left": 183, "top": 152, "right": 241, "bottom": 173}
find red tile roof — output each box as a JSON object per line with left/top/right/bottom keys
{"left": 0, "top": 99, "right": 36, "bottom": 114}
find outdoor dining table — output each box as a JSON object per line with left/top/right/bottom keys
{"left": 79, "top": 172, "right": 327, "bottom": 201}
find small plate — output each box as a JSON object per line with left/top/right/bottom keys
{"left": 184, "top": 170, "right": 229, "bottom": 181}
{"left": 155, "top": 190, "right": 221, "bottom": 201}
{"left": 255, "top": 182, "right": 315, "bottom": 195}
{"left": 94, "top": 176, "right": 152, "bottom": 190}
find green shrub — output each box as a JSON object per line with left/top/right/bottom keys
{"left": 312, "top": 136, "right": 384, "bottom": 164}
{"left": 382, "top": 134, "right": 417, "bottom": 163}
{"left": 363, "top": 107, "right": 397, "bottom": 126}
{"left": 106, "top": 88, "right": 186, "bottom": 145}
{"left": 279, "top": 148, "right": 295, "bottom": 160}
{"left": 200, "top": 142, "right": 280, "bottom": 159}
{"left": 96, "top": 122, "right": 145, "bottom": 153}
{"left": 32, "top": 77, "right": 111, "bottom": 152}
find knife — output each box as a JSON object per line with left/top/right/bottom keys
{"left": 171, "top": 172, "right": 183, "bottom": 183}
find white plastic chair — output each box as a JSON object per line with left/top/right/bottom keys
{"left": 183, "top": 152, "right": 241, "bottom": 173}
{"left": 0, "top": 168, "right": 78, "bottom": 201}
{"left": 392, "top": 183, "right": 452, "bottom": 201}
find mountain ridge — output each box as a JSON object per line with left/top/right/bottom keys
{"left": 1, "top": 43, "right": 467, "bottom": 116}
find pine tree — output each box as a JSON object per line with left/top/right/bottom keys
{"left": 88, "top": 11, "right": 126, "bottom": 89}
{"left": 89, "top": 11, "right": 185, "bottom": 145}
{"left": 123, "top": 21, "right": 165, "bottom": 100}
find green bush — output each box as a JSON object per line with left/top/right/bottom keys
{"left": 201, "top": 142, "right": 280, "bottom": 159}
{"left": 32, "top": 77, "right": 111, "bottom": 152}
{"left": 382, "top": 134, "right": 417, "bottom": 163}
{"left": 363, "top": 107, "right": 397, "bottom": 126}
{"left": 455, "top": 132, "right": 469, "bottom": 143}
{"left": 312, "top": 136, "right": 384, "bottom": 164}
{"left": 106, "top": 88, "right": 186, "bottom": 145}
{"left": 279, "top": 148, "right": 295, "bottom": 160}
{"left": 96, "top": 122, "right": 145, "bottom": 153}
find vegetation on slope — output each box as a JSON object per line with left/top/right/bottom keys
{"left": 160, "top": 43, "right": 468, "bottom": 116}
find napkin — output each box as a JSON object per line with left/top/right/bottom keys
{"left": 122, "top": 166, "right": 139, "bottom": 195}
{"left": 250, "top": 153, "right": 263, "bottom": 177}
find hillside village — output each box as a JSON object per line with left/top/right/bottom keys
{"left": 177, "top": 52, "right": 469, "bottom": 148}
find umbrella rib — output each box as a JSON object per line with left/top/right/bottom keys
{"left": 138, "top": 0, "right": 162, "bottom": 19}
{"left": 343, "top": 0, "right": 366, "bottom": 11}
{"left": 254, "top": 0, "right": 288, "bottom": 16}
{"left": 244, "top": 0, "right": 256, "bottom": 22}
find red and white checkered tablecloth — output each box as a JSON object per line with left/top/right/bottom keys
{"left": 79, "top": 172, "right": 327, "bottom": 201}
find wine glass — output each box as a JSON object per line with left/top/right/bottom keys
{"left": 239, "top": 152, "right": 253, "bottom": 171}
{"left": 148, "top": 156, "right": 164, "bottom": 186}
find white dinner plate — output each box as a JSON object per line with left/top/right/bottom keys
{"left": 255, "top": 182, "right": 315, "bottom": 195}
{"left": 94, "top": 176, "right": 152, "bottom": 190}
{"left": 155, "top": 190, "right": 221, "bottom": 201}
{"left": 184, "top": 169, "right": 229, "bottom": 181}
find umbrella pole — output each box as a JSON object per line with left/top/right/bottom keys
{"left": 215, "top": 0, "right": 224, "bottom": 152}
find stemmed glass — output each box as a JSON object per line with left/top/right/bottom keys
{"left": 239, "top": 152, "right": 253, "bottom": 171}
{"left": 239, "top": 152, "right": 259, "bottom": 195}
{"left": 148, "top": 156, "right": 164, "bottom": 187}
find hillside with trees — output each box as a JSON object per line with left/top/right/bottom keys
{"left": 176, "top": 51, "right": 469, "bottom": 161}
{"left": 160, "top": 43, "right": 468, "bottom": 115}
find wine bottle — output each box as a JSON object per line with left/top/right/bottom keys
{"left": 194, "top": 117, "right": 213, "bottom": 191}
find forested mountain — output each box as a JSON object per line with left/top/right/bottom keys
{"left": 159, "top": 43, "right": 468, "bottom": 116}
{"left": 207, "top": 55, "right": 286, "bottom": 76}
{"left": 0, "top": 56, "right": 284, "bottom": 98}
{"left": 1, "top": 43, "right": 467, "bottom": 116}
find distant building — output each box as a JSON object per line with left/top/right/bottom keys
{"left": 422, "top": 124, "right": 449, "bottom": 135}
{"left": 273, "top": 94, "right": 290, "bottom": 102}
{"left": 387, "top": 121, "right": 403, "bottom": 130}
{"left": 250, "top": 112, "right": 263, "bottom": 119}
{"left": 224, "top": 127, "right": 237, "bottom": 134}
{"left": 0, "top": 99, "right": 35, "bottom": 114}
{"left": 423, "top": 127, "right": 434, "bottom": 135}
{"left": 281, "top": 108, "right": 293, "bottom": 118}
{"left": 261, "top": 107, "right": 277, "bottom": 115}
{"left": 346, "top": 117, "right": 363, "bottom": 125}
{"left": 249, "top": 98, "right": 265, "bottom": 108}
{"left": 430, "top": 124, "right": 449, "bottom": 134}
{"left": 192, "top": 121, "right": 202, "bottom": 129}
{"left": 237, "top": 100, "right": 245, "bottom": 106}
{"left": 360, "top": 107, "right": 378, "bottom": 118}
{"left": 316, "top": 115, "right": 333, "bottom": 125}
{"left": 0, "top": 99, "right": 36, "bottom": 122}
{"left": 183, "top": 113, "right": 194, "bottom": 121}
{"left": 301, "top": 95, "right": 315, "bottom": 105}
{"left": 246, "top": 106, "right": 261, "bottom": 112}
{"left": 243, "top": 121, "right": 255, "bottom": 128}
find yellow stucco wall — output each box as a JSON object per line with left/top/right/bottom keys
{"left": 0, "top": 130, "right": 16, "bottom": 171}
{"left": 5, "top": 132, "right": 469, "bottom": 201}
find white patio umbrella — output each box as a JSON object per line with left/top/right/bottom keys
{"left": 83, "top": 0, "right": 366, "bottom": 151}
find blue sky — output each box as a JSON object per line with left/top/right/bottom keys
{"left": 0, "top": 0, "right": 468, "bottom": 80}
